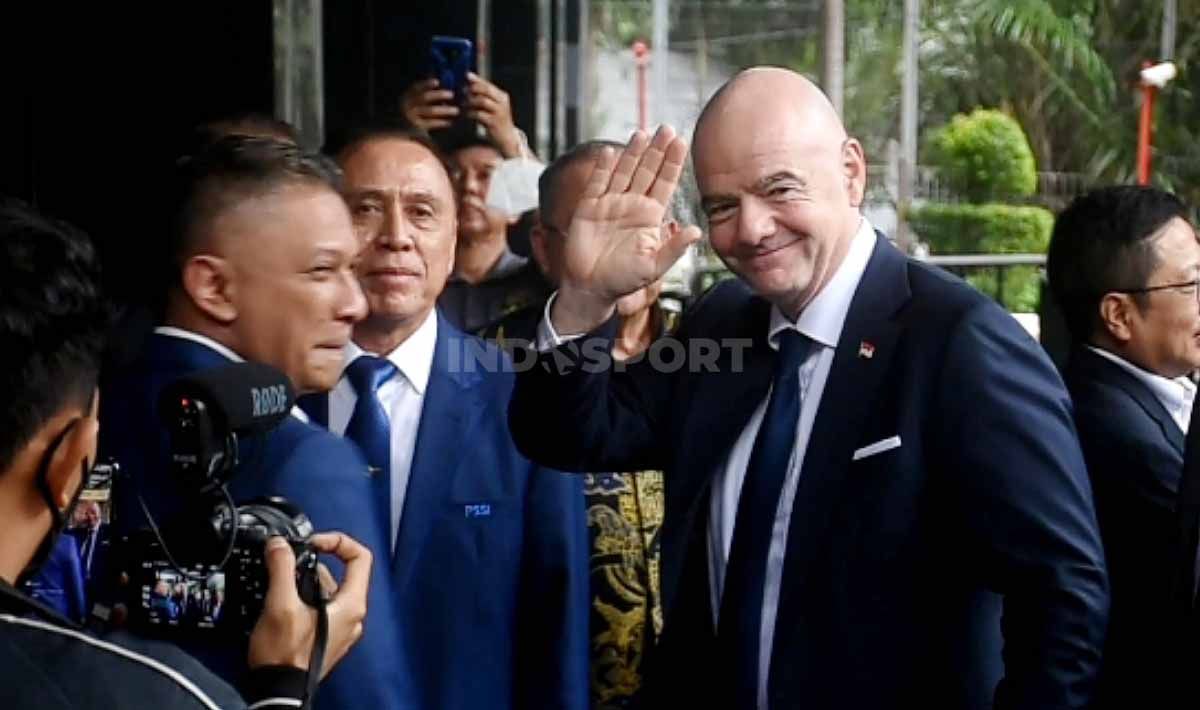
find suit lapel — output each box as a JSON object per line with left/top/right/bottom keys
{"left": 662, "top": 297, "right": 774, "bottom": 622}
{"left": 1071, "top": 346, "right": 1185, "bottom": 454}
{"left": 676, "top": 297, "right": 775, "bottom": 515}
{"left": 390, "top": 315, "right": 486, "bottom": 591}
{"left": 769, "top": 237, "right": 910, "bottom": 676}
{"left": 296, "top": 392, "right": 330, "bottom": 428}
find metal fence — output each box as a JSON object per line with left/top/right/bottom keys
{"left": 919, "top": 253, "right": 1047, "bottom": 309}
{"left": 865, "top": 164, "right": 1090, "bottom": 211}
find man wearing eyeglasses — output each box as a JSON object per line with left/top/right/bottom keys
{"left": 1046, "top": 185, "right": 1199, "bottom": 710}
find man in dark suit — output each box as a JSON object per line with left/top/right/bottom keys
{"left": 508, "top": 67, "right": 1109, "bottom": 708}
{"left": 97, "top": 137, "right": 408, "bottom": 708}
{"left": 34, "top": 500, "right": 110, "bottom": 620}
{"left": 67, "top": 501, "right": 108, "bottom": 584}
{"left": 0, "top": 197, "right": 371, "bottom": 710}
{"left": 1175, "top": 386, "right": 1200, "bottom": 708}
{"left": 1046, "top": 186, "right": 1198, "bottom": 708}
{"left": 297, "top": 125, "right": 589, "bottom": 710}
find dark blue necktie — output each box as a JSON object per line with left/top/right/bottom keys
{"left": 79, "top": 529, "right": 97, "bottom": 579}
{"left": 718, "top": 329, "right": 813, "bottom": 708}
{"left": 343, "top": 355, "right": 398, "bottom": 532}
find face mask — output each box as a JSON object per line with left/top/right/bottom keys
{"left": 16, "top": 423, "right": 89, "bottom": 588}
{"left": 485, "top": 155, "right": 545, "bottom": 217}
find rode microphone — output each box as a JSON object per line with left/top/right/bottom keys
{"left": 158, "top": 362, "right": 296, "bottom": 491}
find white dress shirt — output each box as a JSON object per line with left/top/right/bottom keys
{"left": 1086, "top": 345, "right": 1196, "bottom": 434}
{"left": 537, "top": 218, "right": 878, "bottom": 708}
{"left": 152, "top": 326, "right": 312, "bottom": 424}
{"left": 710, "top": 218, "right": 876, "bottom": 708}
{"left": 328, "top": 310, "right": 438, "bottom": 546}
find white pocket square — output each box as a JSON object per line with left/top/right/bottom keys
{"left": 852, "top": 436, "right": 902, "bottom": 461}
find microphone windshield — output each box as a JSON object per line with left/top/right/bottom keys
{"left": 159, "top": 362, "right": 296, "bottom": 436}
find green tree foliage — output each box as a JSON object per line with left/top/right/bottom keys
{"left": 908, "top": 203, "right": 1053, "bottom": 253}
{"left": 591, "top": 1, "right": 1200, "bottom": 206}
{"left": 926, "top": 0, "right": 1200, "bottom": 205}
{"left": 928, "top": 109, "right": 1038, "bottom": 202}
{"left": 591, "top": 0, "right": 1200, "bottom": 303}
{"left": 913, "top": 108, "right": 1053, "bottom": 312}
{"left": 908, "top": 203, "right": 1053, "bottom": 311}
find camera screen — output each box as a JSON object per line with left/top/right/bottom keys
{"left": 138, "top": 562, "right": 226, "bottom": 630}
{"left": 21, "top": 463, "right": 117, "bottom": 616}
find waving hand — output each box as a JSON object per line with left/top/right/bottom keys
{"left": 552, "top": 125, "right": 702, "bottom": 334}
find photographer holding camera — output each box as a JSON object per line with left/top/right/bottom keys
{"left": 87, "top": 136, "right": 407, "bottom": 708}
{"left": 0, "top": 199, "right": 370, "bottom": 708}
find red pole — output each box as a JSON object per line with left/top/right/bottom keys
{"left": 1137, "top": 62, "right": 1156, "bottom": 185}
{"left": 633, "top": 41, "right": 648, "bottom": 131}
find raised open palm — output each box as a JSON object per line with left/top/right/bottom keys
{"left": 554, "top": 125, "right": 702, "bottom": 333}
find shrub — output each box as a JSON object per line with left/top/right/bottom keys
{"left": 928, "top": 109, "right": 1038, "bottom": 203}
{"left": 907, "top": 203, "right": 1053, "bottom": 312}
{"left": 907, "top": 203, "right": 1052, "bottom": 254}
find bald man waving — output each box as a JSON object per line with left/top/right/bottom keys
{"left": 509, "top": 68, "right": 1109, "bottom": 709}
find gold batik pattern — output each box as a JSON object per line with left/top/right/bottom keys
{"left": 584, "top": 470, "right": 665, "bottom": 710}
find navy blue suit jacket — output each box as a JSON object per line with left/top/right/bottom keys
{"left": 98, "top": 332, "right": 409, "bottom": 709}
{"left": 1063, "top": 346, "right": 1184, "bottom": 708}
{"left": 25, "top": 535, "right": 88, "bottom": 623}
{"left": 510, "top": 236, "right": 1110, "bottom": 709}
{"left": 300, "top": 313, "right": 589, "bottom": 710}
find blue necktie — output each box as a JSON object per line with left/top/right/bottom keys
{"left": 718, "top": 329, "right": 813, "bottom": 708}
{"left": 343, "top": 355, "right": 398, "bottom": 531}
{"left": 79, "top": 529, "right": 97, "bottom": 579}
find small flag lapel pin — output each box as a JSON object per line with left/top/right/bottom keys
{"left": 858, "top": 340, "right": 875, "bottom": 359}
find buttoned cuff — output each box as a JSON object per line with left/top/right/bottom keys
{"left": 536, "top": 291, "right": 589, "bottom": 352}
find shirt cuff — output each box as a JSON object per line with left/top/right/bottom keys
{"left": 240, "top": 665, "right": 307, "bottom": 708}
{"left": 536, "top": 291, "right": 588, "bottom": 352}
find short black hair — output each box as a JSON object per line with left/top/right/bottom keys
{"left": 0, "top": 199, "right": 110, "bottom": 472}
{"left": 167, "top": 135, "right": 343, "bottom": 281}
{"left": 434, "top": 120, "right": 506, "bottom": 160}
{"left": 328, "top": 120, "right": 455, "bottom": 195}
{"left": 1046, "top": 185, "right": 1192, "bottom": 342}
{"left": 330, "top": 121, "right": 444, "bottom": 164}
{"left": 538, "top": 140, "right": 623, "bottom": 220}
{"left": 192, "top": 113, "right": 301, "bottom": 148}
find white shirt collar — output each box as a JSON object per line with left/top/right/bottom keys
{"left": 1086, "top": 345, "right": 1196, "bottom": 432}
{"left": 768, "top": 216, "right": 877, "bottom": 350}
{"left": 344, "top": 309, "right": 438, "bottom": 395}
{"left": 154, "top": 326, "right": 245, "bottom": 363}
{"left": 153, "top": 326, "right": 311, "bottom": 423}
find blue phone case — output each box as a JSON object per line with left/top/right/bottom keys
{"left": 430, "top": 35, "right": 474, "bottom": 103}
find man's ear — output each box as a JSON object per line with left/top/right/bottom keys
{"left": 44, "top": 412, "right": 99, "bottom": 510}
{"left": 1099, "top": 293, "right": 1134, "bottom": 343}
{"left": 181, "top": 255, "right": 237, "bottom": 324}
{"left": 842, "top": 138, "right": 867, "bottom": 208}
{"left": 447, "top": 219, "right": 458, "bottom": 276}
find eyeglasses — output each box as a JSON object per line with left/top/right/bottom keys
{"left": 1111, "top": 276, "right": 1200, "bottom": 308}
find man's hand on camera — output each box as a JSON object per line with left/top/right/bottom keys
{"left": 247, "top": 532, "right": 372, "bottom": 680}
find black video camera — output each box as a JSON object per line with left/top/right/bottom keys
{"left": 113, "top": 363, "right": 321, "bottom": 637}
